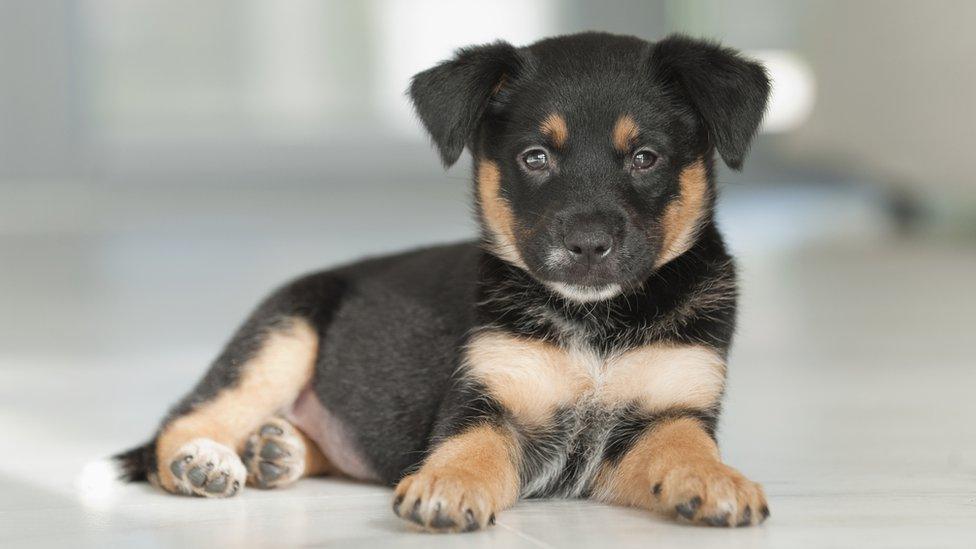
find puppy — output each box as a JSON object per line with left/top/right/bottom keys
{"left": 116, "top": 32, "right": 771, "bottom": 532}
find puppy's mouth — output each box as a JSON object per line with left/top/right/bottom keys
{"left": 530, "top": 247, "right": 628, "bottom": 302}
{"left": 543, "top": 281, "right": 623, "bottom": 303}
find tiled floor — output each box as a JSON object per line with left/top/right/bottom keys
{"left": 1, "top": 182, "right": 974, "bottom": 548}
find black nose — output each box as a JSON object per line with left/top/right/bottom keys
{"left": 563, "top": 226, "right": 614, "bottom": 264}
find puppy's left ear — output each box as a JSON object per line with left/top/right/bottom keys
{"left": 409, "top": 41, "right": 524, "bottom": 167}
{"left": 650, "top": 35, "right": 771, "bottom": 170}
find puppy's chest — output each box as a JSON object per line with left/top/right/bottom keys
{"left": 465, "top": 332, "right": 723, "bottom": 421}
{"left": 463, "top": 331, "right": 726, "bottom": 497}
{"left": 521, "top": 347, "right": 642, "bottom": 413}
{"left": 485, "top": 348, "right": 642, "bottom": 498}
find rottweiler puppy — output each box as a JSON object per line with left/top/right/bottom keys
{"left": 116, "top": 31, "right": 771, "bottom": 532}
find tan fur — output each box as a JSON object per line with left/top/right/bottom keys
{"left": 477, "top": 160, "right": 527, "bottom": 268}
{"left": 591, "top": 417, "right": 767, "bottom": 526}
{"left": 612, "top": 114, "right": 639, "bottom": 152}
{"left": 299, "top": 427, "right": 334, "bottom": 477}
{"left": 600, "top": 345, "right": 726, "bottom": 412}
{"left": 393, "top": 424, "right": 520, "bottom": 532}
{"left": 465, "top": 332, "right": 725, "bottom": 426}
{"left": 155, "top": 318, "right": 318, "bottom": 493}
{"left": 540, "top": 113, "right": 569, "bottom": 147}
{"left": 656, "top": 159, "right": 709, "bottom": 267}
{"left": 463, "top": 332, "right": 593, "bottom": 426}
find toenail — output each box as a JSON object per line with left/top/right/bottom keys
{"left": 260, "top": 424, "right": 284, "bottom": 437}
{"left": 737, "top": 506, "right": 752, "bottom": 527}
{"left": 431, "top": 503, "right": 456, "bottom": 529}
{"left": 704, "top": 513, "right": 731, "bottom": 527}
{"left": 676, "top": 496, "right": 702, "bottom": 519}
{"left": 407, "top": 500, "right": 423, "bottom": 525}
{"left": 463, "top": 509, "right": 478, "bottom": 532}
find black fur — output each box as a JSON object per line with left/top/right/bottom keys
{"left": 602, "top": 407, "right": 718, "bottom": 467}
{"left": 116, "top": 32, "right": 768, "bottom": 501}
{"left": 649, "top": 35, "right": 770, "bottom": 170}
{"left": 115, "top": 440, "right": 155, "bottom": 482}
{"left": 409, "top": 41, "right": 525, "bottom": 167}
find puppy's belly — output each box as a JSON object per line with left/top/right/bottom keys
{"left": 286, "top": 387, "right": 379, "bottom": 482}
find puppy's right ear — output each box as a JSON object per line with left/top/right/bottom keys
{"left": 409, "top": 41, "right": 524, "bottom": 167}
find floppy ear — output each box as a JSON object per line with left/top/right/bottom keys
{"left": 650, "top": 34, "right": 770, "bottom": 170}
{"left": 409, "top": 41, "right": 524, "bottom": 167}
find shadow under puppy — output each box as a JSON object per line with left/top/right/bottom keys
{"left": 115, "top": 32, "right": 771, "bottom": 532}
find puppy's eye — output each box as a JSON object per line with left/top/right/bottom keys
{"left": 521, "top": 149, "right": 549, "bottom": 171}
{"left": 632, "top": 149, "right": 659, "bottom": 171}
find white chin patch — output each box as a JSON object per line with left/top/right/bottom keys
{"left": 546, "top": 282, "right": 622, "bottom": 303}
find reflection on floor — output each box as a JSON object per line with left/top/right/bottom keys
{"left": 1, "top": 182, "right": 974, "bottom": 548}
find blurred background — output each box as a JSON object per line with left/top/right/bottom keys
{"left": 4, "top": 0, "right": 975, "bottom": 358}
{"left": 2, "top": 1, "right": 975, "bottom": 547}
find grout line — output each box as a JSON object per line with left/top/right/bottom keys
{"left": 495, "top": 520, "right": 556, "bottom": 549}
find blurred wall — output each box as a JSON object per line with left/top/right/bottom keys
{"left": 1, "top": 0, "right": 973, "bottom": 210}
{"left": 786, "top": 0, "right": 976, "bottom": 203}
{"left": 0, "top": 1, "right": 78, "bottom": 178}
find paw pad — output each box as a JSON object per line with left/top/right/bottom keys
{"left": 243, "top": 418, "right": 305, "bottom": 489}
{"left": 167, "top": 438, "right": 246, "bottom": 498}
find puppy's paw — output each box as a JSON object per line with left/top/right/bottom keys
{"left": 393, "top": 468, "right": 498, "bottom": 533}
{"left": 166, "top": 438, "right": 246, "bottom": 497}
{"left": 652, "top": 460, "right": 768, "bottom": 527}
{"left": 243, "top": 418, "right": 306, "bottom": 489}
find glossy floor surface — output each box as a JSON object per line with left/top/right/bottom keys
{"left": 1, "top": 182, "right": 974, "bottom": 548}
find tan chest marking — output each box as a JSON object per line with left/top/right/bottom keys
{"left": 601, "top": 345, "right": 726, "bottom": 411}
{"left": 463, "top": 332, "right": 591, "bottom": 426}
{"left": 463, "top": 332, "right": 726, "bottom": 426}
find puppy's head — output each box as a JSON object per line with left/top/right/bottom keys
{"left": 410, "top": 33, "right": 769, "bottom": 302}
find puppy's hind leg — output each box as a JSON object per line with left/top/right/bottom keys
{"left": 151, "top": 314, "right": 320, "bottom": 498}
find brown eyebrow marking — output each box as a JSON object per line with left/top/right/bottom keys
{"left": 612, "top": 114, "right": 639, "bottom": 153}
{"left": 539, "top": 113, "right": 569, "bottom": 148}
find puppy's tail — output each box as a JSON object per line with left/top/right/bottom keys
{"left": 112, "top": 440, "right": 156, "bottom": 482}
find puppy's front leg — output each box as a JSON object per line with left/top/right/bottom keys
{"left": 594, "top": 416, "right": 768, "bottom": 527}
{"left": 393, "top": 424, "right": 519, "bottom": 533}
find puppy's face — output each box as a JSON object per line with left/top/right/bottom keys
{"left": 474, "top": 42, "right": 707, "bottom": 300}
{"left": 411, "top": 33, "right": 769, "bottom": 301}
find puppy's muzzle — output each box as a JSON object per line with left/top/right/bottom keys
{"left": 557, "top": 210, "right": 624, "bottom": 267}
